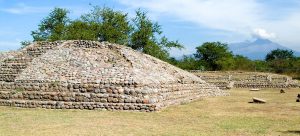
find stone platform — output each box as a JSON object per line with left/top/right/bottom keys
{"left": 0, "top": 40, "right": 227, "bottom": 111}
{"left": 192, "top": 71, "right": 299, "bottom": 89}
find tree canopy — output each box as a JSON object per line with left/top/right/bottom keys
{"left": 31, "top": 8, "right": 70, "bottom": 41}
{"left": 30, "top": 6, "right": 182, "bottom": 62}
{"left": 130, "top": 9, "right": 183, "bottom": 61}
{"left": 265, "top": 49, "right": 295, "bottom": 73}
{"left": 233, "top": 55, "right": 254, "bottom": 71}
{"left": 64, "top": 20, "right": 99, "bottom": 41}
{"left": 266, "top": 49, "right": 295, "bottom": 61}
{"left": 81, "top": 6, "right": 132, "bottom": 45}
{"left": 194, "top": 42, "right": 233, "bottom": 71}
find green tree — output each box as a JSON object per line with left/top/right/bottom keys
{"left": 168, "top": 57, "right": 179, "bottom": 66}
{"left": 20, "top": 41, "right": 32, "bottom": 49}
{"left": 64, "top": 20, "right": 99, "bottom": 40}
{"left": 253, "top": 60, "right": 269, "bottom": 72}
{"left": 81, "top": 6, "right": 132, "bottom": 45}
{"left": 31, "top": 8, "right": 70, "bottom": 41}
{"left": 29, "top": 6, "right": 184, "bottom": 63}
{"left": 233, "top": 55, "right": 253, "bottom": 71}
{"left": 130, "top": 9, "right": 183, "bottom": 61}
{"left": 216, "top": 56, "right": 235, "bottom": 70}
{"left": 195, "top": 42, "right": 233, "bottom": 70}
{"left": 176, "top": 55, "right": 204, "bottom": 70}
{"left": 266, "top": 49, "right": 295, "bottom": 61}
{"left": 265, "top": 49, "right": 295, "bottom": 73}
{"left": 291, "top": 57, "right": 300, "bottom": 78}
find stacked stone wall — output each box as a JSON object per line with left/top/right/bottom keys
{"left": 193, "top": 71, "right": 299, "bottom": 89}
{"left": 0, "top": 41, "right": 63, "bottom": 82}
{"left": 0, "top": 80, "right": 222, "bottom": 111}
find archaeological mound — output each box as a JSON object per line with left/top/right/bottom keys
{"left": 0, "top": 40, "right": 227, "bottom": 112}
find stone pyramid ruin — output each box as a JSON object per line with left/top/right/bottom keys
{"left": 0, "top": 40, "right": 227, "bottom": 111}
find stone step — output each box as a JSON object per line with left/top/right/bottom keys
{"left": 1, "top": 63, "right": 28, "bottom": 67}
{"left": 0, "top": 69, "right": 23, "bottom": 73}
{"left": 0, "top": 99, "right": 156, "bottom": 111}
{"left": 0, "top": 91, "right": 146, "bottom": 104}
{"left": 0, "top": 88, "right": 212, "bottom": 103}
{"left": 0, "top": 75, "right": 18, "bottom": 82}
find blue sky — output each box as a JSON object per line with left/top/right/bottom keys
{"left": 0, "top": 0, "right": 300, "bottom": 58}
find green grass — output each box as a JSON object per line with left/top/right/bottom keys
{"left": 0, "top": 88, "right": 300, "bottom": 136}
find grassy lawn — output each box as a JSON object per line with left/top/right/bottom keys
{"left": 0, "top": 88, "right": 300, "bottom": 136}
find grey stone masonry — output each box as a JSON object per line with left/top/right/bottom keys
{"left": 0, "top": 40, "right": 228, "bottom": 111}
{"left": 192, "top": 71, "right": 299, "bottom": 89}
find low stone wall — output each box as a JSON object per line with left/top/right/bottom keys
{"left": 192, "top": 71, "right": 299, "bottom": 89}
{"left": 233, "top": 82, "right": 297, "bottom": 88}
{"left": 0, "top": 80, "right": 223, "bottom": 111}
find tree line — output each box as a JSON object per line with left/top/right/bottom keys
{"left": 22, "top": 6, "right": 300, "bottom": 78}
{"left": 171, "top": 43, "right": 300, "bottom": 78}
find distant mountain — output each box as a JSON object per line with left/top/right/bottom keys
{"left": 229, "top": 38, "right": 300, "bottom": 60}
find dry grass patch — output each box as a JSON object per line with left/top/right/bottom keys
{"left": 0, "top": 88, "right": 300, "bottom": 136}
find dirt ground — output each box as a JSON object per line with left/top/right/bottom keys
{"left": 0, "top": 88, "right": 299, "bottom": 136}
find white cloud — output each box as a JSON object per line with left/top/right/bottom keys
{"left": 252, "top": 28, "right": 276, "bottom": 39}
{"left": 119, "top": 0, "right": 261, "bottom": 32}
{"left": 1, "top": 3, "right": 50, "bottom": 14}
{"left": 1, "top": 3, "right": 90, "bottom": 19}
{"left": 119, "top": 0, "right": 300, "bottom": 51}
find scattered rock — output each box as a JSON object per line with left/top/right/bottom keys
{"left": 226, "top": 81, "right": 234, "bottom": 89}
{"left": 252, "top": 97, "right": 266, "bottom": 103}
{"left": 250, "top": 88, "right": 260, "bottom": 91}
{"left": 280, "top": 89, "right": 285, "bottom": 93}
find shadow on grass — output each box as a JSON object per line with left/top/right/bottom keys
{"left": 281, "top": 130, "right": 300, "bottom": 134}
